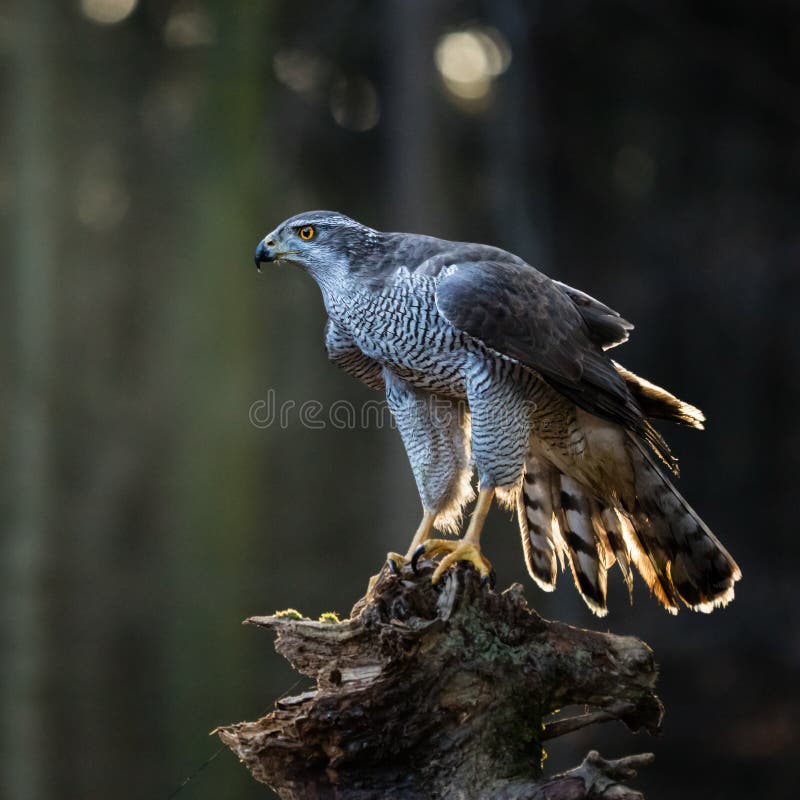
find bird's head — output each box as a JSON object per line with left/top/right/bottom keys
{"left": 254, "top": 211, "right": 377, "bottom": 278}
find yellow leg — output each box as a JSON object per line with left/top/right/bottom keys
{"left": 413, "top": 488, "right": 496, "bottom": 584}
{"left": 406, "top": 511, "right": 437, "bottom": 559}
{"left": 386, "top": 510, "right": 436, "bottom": 571}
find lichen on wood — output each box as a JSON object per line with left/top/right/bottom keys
{"left": 217, "top": 563, "right": 663, "bottom": 799}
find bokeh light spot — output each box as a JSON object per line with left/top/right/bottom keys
{"left": 434, "top": 26, "right": 511, "bottom": 107}
{"left": 330, "top": 76, "right": 380, "bottom": 132}
{"left": 79, "top": 0, "right": 137, "bottom": 26}
{"left": 273, "top": 49, "right": 329, "bottom": 95}
{"left": 163, "top": 2, "right": 215, "bottom": 48}
{"left": 436, "top": 32, "right": 491, "bottom": 86}
{"left": 475, "top": 29, "right": 512, "bottom": 77}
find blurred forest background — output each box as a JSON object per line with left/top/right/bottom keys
{"left": 2, "top": 1, "right": 799, "bottom": 799}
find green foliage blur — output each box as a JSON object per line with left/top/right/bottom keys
{"left": 2, "top": 1, "right": 799, "bottom": 799}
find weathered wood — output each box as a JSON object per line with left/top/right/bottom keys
{"left": 217, "top": 563, "right": 662, "bottom": 799}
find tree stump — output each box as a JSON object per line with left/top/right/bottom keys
{"left": 217, "top": 563, "right": 663, "bottom": 799}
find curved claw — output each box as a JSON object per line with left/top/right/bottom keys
{"left": 411, "top": 544, "right": 427, "bottom": 574}
{"left": 481, "top": 569, "right": 497, "bottom": 590}
{"left": 411, "top": 539, "right": 493, "bottom": 585}
{"left": 385, "top": 551, "right": 407, "bottom": 576}
{"left": 419, "top": 539, "right": 493, "bottom": 584}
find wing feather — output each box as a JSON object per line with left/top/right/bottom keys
{"left": 434, "top": 259, "right": 677, "bottom": 471}
{"left": 553, "top": 280, "right": 634, "bottom": 350}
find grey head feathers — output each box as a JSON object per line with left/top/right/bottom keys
{"left": 279, "top": 210, "right": 366, "bottom": 230}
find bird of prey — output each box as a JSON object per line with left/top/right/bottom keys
{"left": 254, "top": 211, "right": 741, "bottom": 615}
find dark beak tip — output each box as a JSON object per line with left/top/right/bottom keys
{"left": 254, "top": 241, "right": 269, "bottom": 271}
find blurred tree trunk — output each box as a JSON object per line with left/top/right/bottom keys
{"left": 163, "top": 4, "right": 274, "bottom": 792}
{"left": 2, "top": 2, "right": 55, "bottom": 800}
{"left": 385, "top": 0, "right": 444, "bottom": 234}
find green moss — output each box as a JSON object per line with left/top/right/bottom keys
{"left": 572, "top": 647, "right": 591, "bottom": 664}
{"left": 273, "top": 608, "right": 304, "bottom": 620}
{"left": 318, "top": 611, "right": 341, "bottom": 624}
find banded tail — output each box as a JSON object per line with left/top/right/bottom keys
{"left": 519, "top": 446, "right": 740, "bottom": 615}
{"left": 623, "top": 437, "right": 741, "bottom": 613}
{"left": 517, "top": 459, "right": 559, "bottom": 592}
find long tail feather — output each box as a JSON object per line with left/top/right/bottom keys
{"left": 615, "top": 362, "right": 705, "bottom": 430}
{"left": 518, "top": 438, "right": 739, "bottom": 615}
{"left": 518, "top": 456, "right": 559, "bottom": 591}
{"left": 558, "top": 475, "right": 608, "bottom": 616}
{"left": 626, "top": 435, "right": 741, "bottom": 612}
{"left": 599, "top": 506, "right": 634, "bottom": 601}
{"left": 589, "top": 499, "right": 616, "bottom": 571}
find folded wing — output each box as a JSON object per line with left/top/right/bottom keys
{"left": 435, "top": 259, "right": 677, "bottom": 472}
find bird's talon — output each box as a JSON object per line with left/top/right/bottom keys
{"left": 420, "top": 538, "right": 493, "bottom": 585}
{"left": 385, "top": 552, "right": 407, "bottom": 575}
{"left": 411, "top": 544, "right": 427, "bottom": 574}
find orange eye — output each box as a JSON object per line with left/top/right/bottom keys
{"left": 299, "top": 225, "right": 315, "bottom": 241}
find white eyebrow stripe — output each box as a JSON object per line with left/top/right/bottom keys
{"left": 290, "top": 215, "right": 358, "bottom": 229}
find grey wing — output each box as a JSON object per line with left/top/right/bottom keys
{"left": 554, "top": 280, "right": 633, "bottom": 350}
{"left": 435, "top": 259, "right": 676, "bottom": 472}
{"left": 324, "top": 318, "right": 384, "bottom": 391}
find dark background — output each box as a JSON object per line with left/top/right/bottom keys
{"left": 2, "top": 1, "right": 799, "bottom": 799}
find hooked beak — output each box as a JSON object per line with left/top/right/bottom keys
{"left": 254, "top": 240, "right": 276, "bottom": 272}
{"left": 254, "top": 238, "right": 301, "bottom": 272}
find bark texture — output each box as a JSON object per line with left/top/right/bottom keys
{"left": 217, "top": 564, "right": 663, "bottom": 799}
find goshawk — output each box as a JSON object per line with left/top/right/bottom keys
{"left": 254, "top": 211, "right": 740, "bottom": 615}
